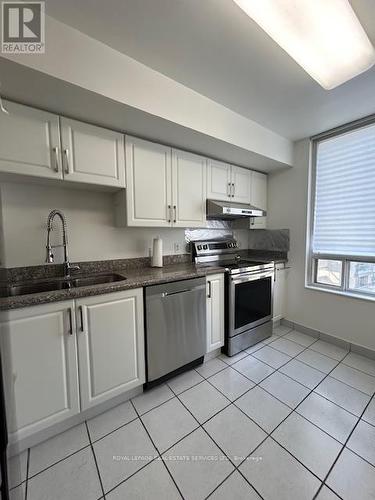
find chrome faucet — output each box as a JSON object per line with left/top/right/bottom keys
{"left": 46, "top": 209, "right": 80, "bottom": 278}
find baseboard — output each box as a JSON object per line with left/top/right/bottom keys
{"left": 204, "top": 348, "right": 222, "bottom": 361}
{"left": 280, "top": 318, "right": 375, "bottom": 360}
{"left": 8, "top": 385, "right": 143, "bottom": 456}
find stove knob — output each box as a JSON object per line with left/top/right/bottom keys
{"left": 203, "top": 244, "right": 208, "bottom": 250}
{"left": 197, "top": 245, "right": 202, "bottom": 250}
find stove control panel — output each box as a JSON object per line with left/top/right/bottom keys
{"left": 193, "top": 240, "right": 238, "bottom": 256}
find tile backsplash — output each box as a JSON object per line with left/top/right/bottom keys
{"left": 248, "top": 229, "right": 289, "bottom": 252}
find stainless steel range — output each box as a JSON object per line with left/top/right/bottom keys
{"left": 192, "top": 239, "right": 274, "bottom": 356}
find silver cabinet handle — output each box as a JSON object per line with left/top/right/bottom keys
{"left": 79, "top": 306, "right": 84, "bottom": 332}
{"left": 68, "top": 308, "right": 73, "bottom": 335}
{"left": 227, "top": 182, "right": 231, "bottom": 198}
{"left": 52, "top": 147, "right": 60, "bottom": 172}
{"left": 232, "top": 183, "right": 235, "bottom": 197}
{"left": 167, "top": 205, "right": 171, "bottom": 223}
{"left": 63, "top": 148, "right": 70, "bottom": 174}
{"left": 207, "top": 280, "right": 212, "bottom": 298}
{"left": 173, "top": 205, "right": 177, "bottom": 223}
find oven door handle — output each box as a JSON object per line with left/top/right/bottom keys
{"left": 231, "top": 271, "right": 274, "bottom": 284}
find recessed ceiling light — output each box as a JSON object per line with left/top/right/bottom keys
{"left": 233, "top": 0, "right": 375, "bottom": 90}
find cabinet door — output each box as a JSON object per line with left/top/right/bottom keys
{"left": 76, "top": 289, "right": 145, "bottom": 410}
{"left": 231, "top": 166, "right": 251, "bottom": 203}
{"left": 273, "top": 265, "right": 288, "bottom": 321}
{"left": 172, "top": 149, "right": 207, "bottom": 227}
{"left": 125, "top": 136, "right": 172, "bottom": 227}
{"left": 250, "top": 171, "right": 268, "bottom": 229}
{"left": 0, "top": 301, "right": 79, "bottom": 441}
{"left": 206, "top": 273, "right": 225, "bottom": 353}
{"left": 207, "top": 159, "right": 231, "bottom": 201}
{"left": 60, "top": 118, "right": 125, "bottom": 188}
{"left": 0, "top": 101, "right": 62, "bottom": 179}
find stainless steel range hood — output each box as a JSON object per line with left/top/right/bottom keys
{"left": 206, "top": 199, "right": 266, "bottom": 219}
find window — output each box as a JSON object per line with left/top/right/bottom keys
{"left": 308, "top": 119, "right": 375, "bottom": 299}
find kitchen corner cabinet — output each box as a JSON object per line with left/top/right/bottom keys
{"left": 120, "top": 136, "right": 206, "bottom": 227}
{"left": 76, "top": 289, "right": 145, "bottom": 410}
{"left": 0, "top": 101, "right": 125, "bottom": 188}
{"left": 273, "top": 264, "right": 289, "bottom": 321}
{"left": 60, "top": 118, "right": 125, "bottom": 188}
{"left": 124, "top": 136, "right": 172, "bottom": 227}
{"left": 207, "top": 159, "right": 251, "bottom": 204}
{"left": 172, "top": 149, "right": 207, "bottom": 227}
{"left": 0, "top": 100, "right": 62, "bottom": 180}
{"left": 206, "top": 273, "right": 225, "bottom": 353}
{"left": 250, "top": 171, "right": 267, "bottom": 229}
{"left": 0, "top": 301, "right": 80, "bottom": 442}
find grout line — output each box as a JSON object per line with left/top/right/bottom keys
{"left": 26, "top": 441, "right": 93, "bottom": 481}
{"left": 159, "top": 332, "right": 324, "bottom": 498}
{"left": 312, "top": 390, "right": 375, "bottom": 500}
{"left": 328, "top": 372, "right": 375, "bottom": 396}
{"left": 88, "top": 415, "right": 139, "bottom": 445}
{"left": 24, "top": 448, "right": 30, "bottom": 500}
{"left": 22, "top": 328, "right": 373, "bottom": 499}
{"left": 99, "top": 402, "right": 161, "bottom": 498}
{"left": 223, "top": 348, "right": 355, "bottom": 496}
{"left": 309, "top": 389, "right": 369, "bottom": 419}
{"left": 130, "top": 400, "right": 185, "bottom": 500}
{"left": 85, "top": 421, "right": 106, "bottom": 500}
{"left": 167, "top": 374, "right": 267, "bottom": 500}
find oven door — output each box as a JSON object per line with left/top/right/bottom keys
{"left": 229, "top": 270, "right": 273, "bottom": 338}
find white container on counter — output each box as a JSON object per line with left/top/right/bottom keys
{"left": 151, "top": 237, "right": 163, "bottom": 267}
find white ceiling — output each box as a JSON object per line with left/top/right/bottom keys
{"left": 47, "top": 0, "right": 375, "bottom": 140}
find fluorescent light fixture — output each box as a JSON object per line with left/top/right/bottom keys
{"left": 233, "top": 0, "right": 375, "bottom": 89}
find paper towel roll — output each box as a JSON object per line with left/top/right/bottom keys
{"left": 151, "top": 237, "right": 163, "bottom": 267}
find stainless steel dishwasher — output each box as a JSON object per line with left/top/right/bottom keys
{"left": 145, "top": 277, "right": 206, "bottom": 387}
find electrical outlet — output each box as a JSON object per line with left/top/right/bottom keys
{"left": 174, "top": 242, "right": 181, "bottom": 253}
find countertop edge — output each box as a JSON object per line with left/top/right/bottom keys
{"left": 0, "top": 266, "right": 226, "bottom": 311}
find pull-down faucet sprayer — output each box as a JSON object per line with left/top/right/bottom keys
{"left": 46, "top": 209, "right": 80, "bottom": 278}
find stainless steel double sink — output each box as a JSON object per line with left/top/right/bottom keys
{"left": 0, "top": 273, "right": 126, "bottom": 298}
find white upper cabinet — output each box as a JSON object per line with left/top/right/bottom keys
{"left": 0, "top": 301, "right": 80, "bottom": 442}
{"left": 172, "top": 149, "right": 207, "bottom": 227}
{"left": 125, "top": 136, "right": 172, "bottom": 227}
{"left": 250, "top": 171, "right": 268, "bottom": 229}
{"left": 206, "top": 159, "right": 251, "bottom": 203}
{"left": 207, "top": 159, "right": 231, "bottom": 201}
{"left": 76, "top": 289, "right": 145, "bottom": 410}
{"left": 60, "top": 118, "right": 125, "bottom": 188}
{"left": 119, "top": 137, "right": 206, "bottom": 227}
{"left": 0, "top": 101, "right": 126, "bottom": 188}
{"left": 0, "top": 101, "right": 62, "bottom": 179}
{"left": 231, "top": 165, "right": 251, "bottom": 203}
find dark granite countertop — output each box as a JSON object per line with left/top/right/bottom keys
{"left": 0, "top": 250, "right": 288, "bottom": 311}
{"left": 0, "top": 263, "right": 225, "bottom": 311}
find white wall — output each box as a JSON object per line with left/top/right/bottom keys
{"left": 2, "top": 16, "right": 293, "bottom": 167}
{"left": 0, "top": 182, "right": 249, "bottom": 268}
{"left": 268, "top": 139, "right": 375, "bottom": 351}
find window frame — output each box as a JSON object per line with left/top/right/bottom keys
{"left": 306, "top": 116, "right": 375, "bottom": 301}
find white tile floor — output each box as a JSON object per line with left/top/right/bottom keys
{"left": 8, "top": 326, "right": 375, "bottom": 500}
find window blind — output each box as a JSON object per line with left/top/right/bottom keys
{"left": 313, "top": 123, "right": 375, "bottom": 257}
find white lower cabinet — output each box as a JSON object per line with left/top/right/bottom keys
{"left": 1, "top": 289, "right": 145, "bottom": 441}
{"left": 273, "top": 264, "right": 289, "bottom": 321}
{"left": 0, "top": 301, "right": 80, "bottom": 441}
{"left": 76, "top": 289, "right": 145, "bottom": 410}
{"left": 206, "top": 273, "right": 225, "bottom": 353}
